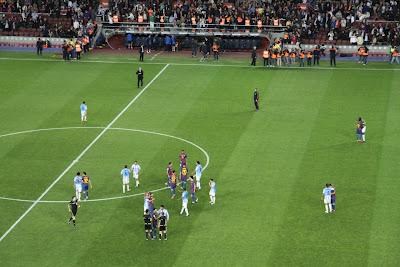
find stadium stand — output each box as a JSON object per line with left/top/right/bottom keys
{"left": 0, "top": 0, "right": 97, "bottom": 38}
{"left": 0, "top": 0, "right": 399, "bottom": 53}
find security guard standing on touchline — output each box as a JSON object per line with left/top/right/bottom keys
{"left": 251, "top": 47, "right": 257, "bottom": 66}
{"left": 330, "top": 45, "right": 337, "bottom": 67}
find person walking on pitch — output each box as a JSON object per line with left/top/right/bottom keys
{"left": 68, "top": 196, "right": 79, "bottom": 227}
{"left": 180, "top": 189, "right": 189, "bottom": 216}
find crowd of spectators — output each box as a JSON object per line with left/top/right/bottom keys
{"left": 0, "top": 0, "right": 97, "bottom": 38}
{"left": 1, "top": 0, "right": 400, "bottom": 46}
{"left": 103, "top": 0, "right": 400, "bottom": 45}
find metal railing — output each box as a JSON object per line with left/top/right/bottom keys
{"left": 101, "top": 21, "right": 287, "bottom": 37}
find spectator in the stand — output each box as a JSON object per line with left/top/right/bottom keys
{"left": 0, "top": 1, "right": 97, "bottom": 39}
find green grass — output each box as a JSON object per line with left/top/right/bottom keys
{"left": 0, "top": 51, "right": 400, "bottom": 266}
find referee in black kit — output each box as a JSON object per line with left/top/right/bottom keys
{"left": 136, "top": 67, "right": 144, "bottom": 88}
{"left": 253, "top": 88, "right": 260, "bottom": 111}
{"left": 68, "top": 196, "right": 79, "bottom": 227}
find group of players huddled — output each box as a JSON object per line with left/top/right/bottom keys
{"left": 68, "top": 146, "right": 217, "bottom": 240}
{"left": 140, "top": 150, "right": 216, "bottom": 240}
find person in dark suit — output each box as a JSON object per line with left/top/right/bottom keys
{"left": 139, "top": 44, "right": 145, "bottom": 61}
{"left": 251, "top": 46, "right": 257, "bottom": 66}
{"left": 253, "top": 88, "right": 260, "bottom": 111}
{"left": 36, "top": 38, "right": 43, "bottom": 55}
{"left": 136, "top": 67, "right": 144, "bottom": 88}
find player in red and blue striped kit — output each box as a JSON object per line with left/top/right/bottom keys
{"left": 179, "top": 150, "right": 187, "bottom": 170}
{"left": 170, "top": 170, "right": 177, "bottom": 199}
{"left": 180, "top": 164, "right": 188, "bottom": 190}
{"left": 166, "top": 162, "right": 173, "bottom": 186}
{"left": 189, "top": 176, "right": 198, "bottom": 204}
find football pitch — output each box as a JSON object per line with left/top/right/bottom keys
{"left": 0, "top": 51, "right": 400, "bottom": 266}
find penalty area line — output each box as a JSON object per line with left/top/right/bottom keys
{"left": 0, "top": 64, "right": 170, "bottom": 243}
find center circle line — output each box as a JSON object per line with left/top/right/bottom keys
{"left": 0, "top": 126, "right": 210, "bottom": 203}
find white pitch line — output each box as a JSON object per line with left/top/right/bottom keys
{"left": 150, "top": 51, "right": 162, "bottom": 61}
{"left": 0, "top": 57, "right": 399, "bottom": 71}
{"left": 0, "top": 126, "right": 104, "bottom": 138}
{"left": 0, "top": 64, "right": 170, "bottom": 242}
{"left": 0, "top": 126, "right": 210, "bottom": 203}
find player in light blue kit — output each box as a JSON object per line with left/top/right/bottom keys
{"left": 322, "top": 183, "right": 332, "bottom": 213}
{"left": 80, "top": 101, "right": 87, "bottom": 124}
{"left": 194, "top": 161, "right": 203, "bottom": 190}
{"left": 121, "top": 165, "right": 131, "bottom": 193}
{"left": 73, "top": 172, "right": 83, "bottom": 201}
{"left": 209, "top": 179, "right": 216, "bottom": 205}
{"left": 180, "top": 189, "right": 189, "bottom": 216}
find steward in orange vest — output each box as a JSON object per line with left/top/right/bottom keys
{"left": 299, "top": 51, "right": 305, "bottom": 67}
{"left": 358, "top": 47, "right": 365, "bottom": 63}
{"left": 283, "top": 49, "right": 289, "bottom": 66}
{"left": 212, "top": 43, "right": 219, "bottom": 60}
{"left": 262, "top": 49, "right": 270, "bottom": 67}
{"left": 289, "top": 50, "right": 296, "bottom": 65}
{"left": 391, "top": 49, "right": 400, "bottom": 64}
{"left": 271, "top": 51, "right": 277, "bottom": 66}
{"left": 361, "top": 46, "right": 369, "bottom": 65}
{"left": 75, "top": 41, "right": 82, "bottom": 60}
{"left": 306, "top": 51, "right": 313, "bottom": 66}
{"left": 83, "top": 36, "right": 90, "bottom": 53}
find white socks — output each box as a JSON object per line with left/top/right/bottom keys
{"left": 180, "top": 207, "right": 189, "bottom": 216}
{"left": 135, "top": 180, "right": 139, "bottom": 187}
{"left": 123, "top": 185, "right": 131, "bottom": 193}
{"left": 210, "top": 196, "right": 215, "bottom": 204}
{"left": 196, "top": 181, "right": 201, "bottom": 190}
{"left": 325, "top": 204, "right": 332, "bottom": 213}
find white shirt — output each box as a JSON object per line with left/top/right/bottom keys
{"left": 131, "top": 163, "right": 141, "bottom": 175}
{"left": 209, "top": 181, "right": 216, "bottom": 193}
{"left": 74, "top": 176, "right": 82, "bottom": 188}
{"left": 195, "top": 164, "right": 202, "bottom": 177}
{"left": 158, "top": 208, "right": 170, "bottom": 221}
